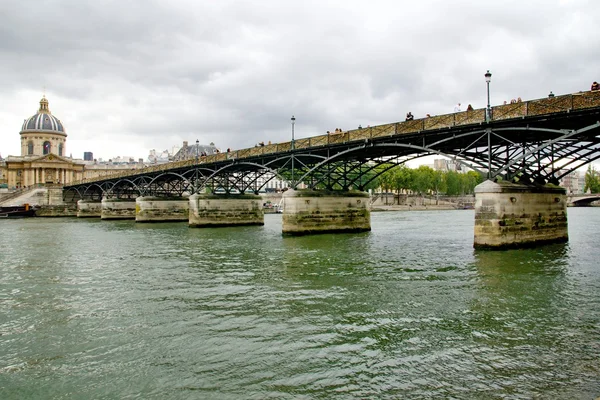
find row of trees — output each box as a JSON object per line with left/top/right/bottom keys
{"left": 285, "top": 162, "right": 485, "bottom": 195}
{"left": 375, "top": 164, "right": 484, "bottom": 196}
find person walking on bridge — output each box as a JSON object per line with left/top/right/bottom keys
{"left": 592, "top": 81, "right": 600, "bottom": 91}
{"left": 454, "top": 103, "right": 461, "bottom": 112}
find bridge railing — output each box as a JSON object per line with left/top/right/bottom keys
{"left": 69, "top": 90, "right": 600, "bottom": 186}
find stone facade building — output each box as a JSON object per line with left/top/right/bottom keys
{"left": 0, "top": 97, "right": 141, "bottom": 190}
{"left": 2, "top": 96, "right": 85, "bottom": 188}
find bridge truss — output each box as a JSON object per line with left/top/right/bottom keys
{"left": 64, "top": 93, "right": 600, "bottom": 201}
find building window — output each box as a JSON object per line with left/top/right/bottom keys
{"left": 27, "top": 141, "right": 34, "bottom": 155}
{"left": 43, "top": 141, "right": 51, "bottom": 155}
{"left": 58, "top": 143, "right": 63, "bottom": 157}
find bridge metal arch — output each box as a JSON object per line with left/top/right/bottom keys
{"left": 143, "top": 171, "right": 194, "bottom": 197}
{"left": 82, "top": 183, "right": 108, "bottom": 199}
{"left": 388, "top": 120, "right": 600, "bottom": 183}
{"left": 423, "top": 125, "right": 560, "bottom": 180}
{"left": 62, "top": 186, "right": 82, "bottom": 203}
{"left": 489, "top": 122, "right": 600, "bottom": 181}
{"left": 62, "top": 182, "right": 109, "bottom": 203}
{"left": 101, "top": 178, "right": 143, "bottom": 199}
{"left": 317, "top": 152, "right": 437, "bottom": 191}
{"left": 263, "top": 153, "right": 330, "bottom": 188}
{"left": 426, "top": 122, "right": 600, "bottom": 183}
{"left": 196, "top": 161, "right": 287, "bottom": 194}
{"left": 343, "top": 151, "right": 460, "bottom": 190}
{"left": 294, "top": 142, "right": 487, "bottom": 190}
{"left": 424, "top": 127, "right": 543, "bottom": 181}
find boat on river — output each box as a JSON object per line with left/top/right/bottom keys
{"left": 0, "top": 204, "right": 37, "bottom": 218}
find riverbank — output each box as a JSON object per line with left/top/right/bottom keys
{"left": 371, "top": 204, "right": 459, "bottom": 212}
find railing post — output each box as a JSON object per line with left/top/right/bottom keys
{"left": 486, "top": 128, "right": 492, "bottom": 179}
{"left": 571, "top": 94, "right": 574, "bottom": 111}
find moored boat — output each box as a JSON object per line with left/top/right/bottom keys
{"left": 0, "top": 204, "right": 37, "bottom": 218}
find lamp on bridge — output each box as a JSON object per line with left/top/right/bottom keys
{"left": 195, "top": 139, "right": 199, "bottom": 163}
{"left": 291, "top": 115, "right": 295, "bottom": 149}
{"left": 291, "top": 115, "right": 296, "bottom": 186}
{"left": 485, "top": 70, "right": 492, "bottom": 122}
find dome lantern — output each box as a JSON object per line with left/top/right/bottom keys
{"left": 39, "top": 96, "right": 50, "bottom": 113}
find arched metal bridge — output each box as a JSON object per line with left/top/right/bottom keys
{"left": 63, "top": 91, "right": 600, "bottom": 201}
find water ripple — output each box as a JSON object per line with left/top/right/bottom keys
{"left": 0, "top": 210, "right": 599, "bottom": 399}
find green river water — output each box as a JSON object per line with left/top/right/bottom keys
{"left": 1, "top": 209, "right": 599, "bottom": 399}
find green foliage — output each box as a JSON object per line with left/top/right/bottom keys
{"left": 374, "top": 164, "right": 483, "bottom": 195}
{"left": 411, "top": 165, "right": 435, "bottom": 195}
{"left": 584, "top": 164, "right": 600, "bottom": 193}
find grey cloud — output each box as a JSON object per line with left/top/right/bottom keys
{"left": 1, "top": 0, "right": 600, "bottom": 159}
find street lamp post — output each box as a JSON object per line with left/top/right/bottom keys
{"left": 195, "top": 139, "right": 199, "bottom": 163}
{"left": 291, "top": 115, "right": 295, "bottom": 149}
{"left": 485, "top": 70, "right": 492, "bottom": 123}
{"left": 291, "top": 115, "right": 295, "bottom": 187}
{"left": 484, "top": 70, "right": 492, "bottom": 179}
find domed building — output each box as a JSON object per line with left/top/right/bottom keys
{"left": 2, "top": 96, "right": 85, "bottom": 188}
{"left": 20, "top": 96, "right": 67, "bottom": 157}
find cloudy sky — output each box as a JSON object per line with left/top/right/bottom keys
{"left": 1, "top": 0, "right": 598, "bottom": 161}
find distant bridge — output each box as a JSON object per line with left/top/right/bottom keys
{"left": 63, "top": 90, "right": 600, "bottom": 201}
{"left": 568, "top": 193, "right": 600, "bottom": 206}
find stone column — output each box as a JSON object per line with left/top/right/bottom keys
{"left": 77, "top": 199, "right": 102, "bottom": 218}
{"left": 189, "top": 193, "right": 263, "bottom": 227}
{"left": 136, "top": 196, "right": 189, "bottom": 222}
{"left": 474, "top": 180, "right": 568, "bottom": 249}
{"left": 101, "top": 198, "right": 137, "bottom": 220}
{"left": 282, "top": 189, "right": 371, "bottom": 235}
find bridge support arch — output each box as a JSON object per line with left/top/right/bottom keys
{"left": 474, "top": 180, "right": 568, "bottom": 249}
{"left": 282, "top": 189, "right": 371, "bottom": 236}
{"left": 189, "top": 193, "right": 264, "bottom": 227}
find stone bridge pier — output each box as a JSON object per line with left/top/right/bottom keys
{"left": 474, "top": 180, "right": 568, "bottom": 249}
{"left": 101, "top": 198, "right": 137, "bottom": 220}
{"left": 77, "top": 199, "right": 102, "bottom": 218}
{"left": 136, "top": 196, "right": 189, "bottom": 222}
{"left": 282, "top": 189, "right": 371, "bottom": 235}
{"left": 188, "top": 193, "right": 264, "bottom": 227}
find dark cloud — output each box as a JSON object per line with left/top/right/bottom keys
{"left": 1, "top": 0, "right": 599, "bottom": 160}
